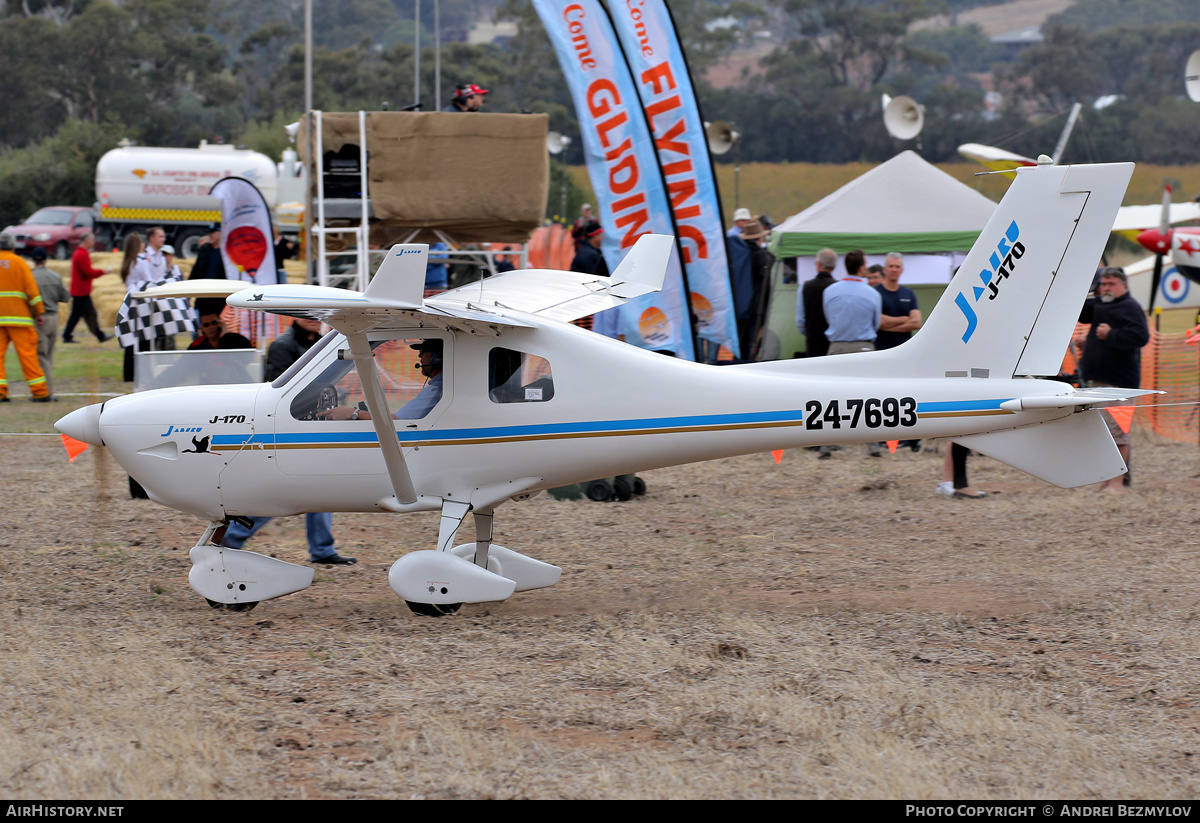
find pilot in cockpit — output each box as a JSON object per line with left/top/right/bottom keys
{"left": 321, "top": 339, "right": 443, "bottom": 421}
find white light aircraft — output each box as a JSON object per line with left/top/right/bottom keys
{"left": 58, "top": 161, "right": 1156, "bottom": 615}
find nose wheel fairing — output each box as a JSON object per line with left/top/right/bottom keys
{"left": 187, "top": 523, "right": 314, "bottom": 607}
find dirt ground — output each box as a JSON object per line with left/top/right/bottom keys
{"left": 4, "top": 426, "right": 1200, "bottom": 799}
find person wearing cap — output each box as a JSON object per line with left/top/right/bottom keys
{"left": 161, "top": 244, "right": 185, "bottom": 283}
{"left": 727, "top": 207, "right": 753, "bottom": 238}
{"left": 442, "top": 83, "right": 488, "bottom": 112}
{"left": 30, "top": 247, "right": 69, "bottom": 397}
{"left": 570, "top": 222, "right": 607, "bottom": 279}
{"left": 735, "top": 219, "right": 771, "bottom": 357}
{"left": 189, "top": 224, "right": 225, "bottom": 280}
{"left": 62, "top": 232, "right": 110, "bottom": 344}
{"left": 0, "top": 232, "right": 50, "bottom": 401}
{"left": 571, "top": 203, "right": 594, "bottom": 249}
{"left": 1073, "top": 265, "right": 1149, "bottom": 492}
{"left": 322, "top": 339, "right": 444, "bottom": 421}
{"left": 570, "top": 224, "right": 622, "bottom": 340}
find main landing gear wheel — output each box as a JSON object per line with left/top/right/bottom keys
{"left": 405, "top": 601, "right": 462, "bottom": 617}
{"left": 205, "top": 598, "right": 259, "bottom": 612}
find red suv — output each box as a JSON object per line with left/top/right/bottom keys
{"left": 3, "top": 206, "right": 95, "bottom": 260}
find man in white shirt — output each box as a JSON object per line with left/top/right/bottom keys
{"left": 127, "top": 226, "right": 167, "bottom": 292}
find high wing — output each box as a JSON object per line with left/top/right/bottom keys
{"left": 998, "top": 387, "right": 1161, "bottom": 412}
{"left": 431, "top": 232, "right": 670, "bottom": 323}
{"left": 226, "top": 234, "right": 673, "bottom": 508}
{"left": 1112, "top": 202, "right": 1200, "bottom": 243}
{"left": 226, "top": 233, "right": 672, "bottom": 331}
{"left": 957, "top": 143, "right": 1038, "bottom": 179}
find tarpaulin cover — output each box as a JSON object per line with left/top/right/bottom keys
{"left": 300, "top": 111, "right": 549, "bottom": 244}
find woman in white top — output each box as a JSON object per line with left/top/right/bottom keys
{"left": 120, "top": 233, "right": 145, "bottom": 293}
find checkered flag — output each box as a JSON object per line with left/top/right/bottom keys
{"left": 115, "top": 277, "right": 197, "bottom": 347}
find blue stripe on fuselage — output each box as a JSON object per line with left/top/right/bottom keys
{"left": 210, "top": 399, "right": 1014, "bottom": 448}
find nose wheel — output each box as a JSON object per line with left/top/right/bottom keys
{"left": 405, "top": 600, "right": 462, "bottom": 617}
{"left": 205, "top": 598, "right": 259, "bottom": 612}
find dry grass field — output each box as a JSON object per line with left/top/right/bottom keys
{"left": 3, "top": 383, "right": 1200, "bottom": 798}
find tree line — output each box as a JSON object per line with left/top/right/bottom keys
{"left": 2, "top": 0, "right": 1198, "bottom": 227}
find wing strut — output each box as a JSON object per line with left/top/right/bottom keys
{"left": 344, "top": 330, "right": 418, "bottom": 504}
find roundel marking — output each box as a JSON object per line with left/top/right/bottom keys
{"left": 1161, "top": 267, "right": 1189, "bottom": 305}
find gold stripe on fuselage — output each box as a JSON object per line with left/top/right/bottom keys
{"left": 207, "top": 408, "right": 1012, "bottom": 452}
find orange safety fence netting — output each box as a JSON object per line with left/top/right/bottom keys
{"left": 1063, "top": 322, "right": 1200, "bottom": 445}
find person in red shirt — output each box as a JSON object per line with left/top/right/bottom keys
{"left": 62, "top": 233, "right": 111, "bottom": 343}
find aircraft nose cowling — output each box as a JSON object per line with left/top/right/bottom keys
{"left": 1136, "top": 228, "right": 1171, "bottom": 255}
{"left": 56, "top": 403, "right": 104, "bottom": 446}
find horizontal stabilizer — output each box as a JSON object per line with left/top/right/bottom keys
{"left": 999, "top": 387, "right": 1160, "bottom": 412}
{"left": 953, "top": 410, "right": 1125, "bottom": 488}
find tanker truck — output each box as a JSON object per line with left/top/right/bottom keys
{"left": 94, "top": 141, "right": 303, "bottom": 258}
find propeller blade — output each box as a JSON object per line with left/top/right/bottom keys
{"left": 1149, "top": 253, "right": 1163, "bottom": 313}
{"left": 1160, "top": 183, "right": 1172, "bottom": 235}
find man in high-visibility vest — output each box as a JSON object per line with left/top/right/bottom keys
{"left": 0, "top": 233, "right": 49, "bottom": 402}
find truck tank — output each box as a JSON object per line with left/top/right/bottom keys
{"left": 95, "top": 143, "right": 279, "bottom": 257}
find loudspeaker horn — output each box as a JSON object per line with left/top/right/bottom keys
{"left": 547, "top": 131, "right": 569, "bottom": 155}
{"left": 1186, "top": 50, "right": 1200, "bottom": 103}
{"left": 705, "top": 120, "right": 739, "bottom": 155}
{"left": 883, "top": 95, "right": 924, "bottom": 141}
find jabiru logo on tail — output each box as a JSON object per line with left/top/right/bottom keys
{"left": 955, "top": 220, "right": 1024, "bottom": 343}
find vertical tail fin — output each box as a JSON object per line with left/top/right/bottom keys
{"left": 908, "top": 161, "right": 1133, "bottom": 379}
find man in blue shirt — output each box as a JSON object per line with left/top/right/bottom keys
{"left": 324, "top": 339, "right": 443, "bottom": 421}
{"left": 425, "top": 242, "right": 450, "bottom": 293}
{"left": 823, "top": 266, "right": 881, "bottom": 355}
{"left": 819, "top": 261, "right": 882, "bottom": 458}
{"left": 394, "top": 340, "right": 444, "bottom": 419}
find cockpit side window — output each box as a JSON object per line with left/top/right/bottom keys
{"left": 290, "top": 337, "right": 446, "bottom": 420}
{"left": 488, "top": 348, "right": 553, "bottom": 404}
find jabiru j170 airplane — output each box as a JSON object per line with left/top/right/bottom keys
{"left": 57, "top": 160, "right": 1155, "bottom": 616}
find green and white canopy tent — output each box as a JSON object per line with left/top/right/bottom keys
{"left": 759, "top": 151, "right": 998, "bottom": 360}
{"left": 768, "top": 150, "right": 998, "bottom": 261}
